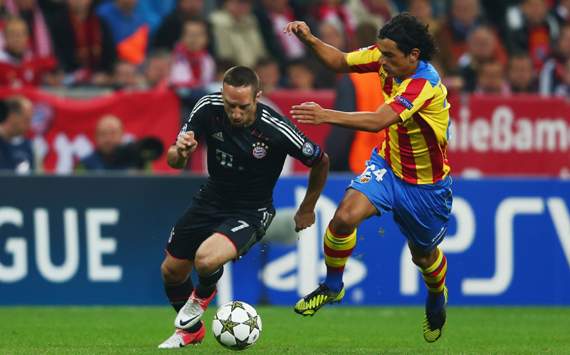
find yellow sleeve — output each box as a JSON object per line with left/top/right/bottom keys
{"left": 345, "top": 45, "right": 382, "bottom": 73}
{"left": 385, "top": 78, "right": 435, "bottom": 121}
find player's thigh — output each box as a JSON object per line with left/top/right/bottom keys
{"left": 347, "top": 152, "right": 395, "bottom": 216}
{"left": 166, "top": 201, "right": 221, "bottom": 260}
{"left": 214, "top": 207, "right": 275, "bottom": 258}
{"left": 393, "top": 176, "right": 453, "bottom": 251}
{"left": 332, "top": 189, "right": 378, "bottom": 230}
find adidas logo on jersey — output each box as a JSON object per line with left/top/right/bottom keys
{"left": 212, "top": 132, "right": 224, "bottom": 142}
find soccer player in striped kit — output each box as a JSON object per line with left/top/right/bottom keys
{"left": 285, "top": 13, "right": 452, "bottom": 343}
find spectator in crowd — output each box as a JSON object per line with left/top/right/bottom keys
{"left": 0, "top": 16, "right": 58, "bottom": 87}
{"left": 97, "top": 0, "right": 150, "bottom": 66}
{"left": 507, "top": 53, "right": 538, "bottom": 93}
{"left": 169, "top": 18, "right": 215, "bottom": 89}
{"left": 48, "top": 0, "right": 116, "bottom": 86}
{"left": 253, "top": 57, "right": 284, "bottom": 113}
{"left": 137, "top": 0, "right": 175, "bottom": 35}
{"left": 553, "top": 0, "right": 570, "bottom": 25}
{"left": 310, "top": 18, "right": 346, "bottom": 88}
{"left": 553, "top": 57, "right": 570, "bottom": 97}
{"left": 286, "top": 57, "right": 316, "bottom": 90}
{"left": 313, "top": 0, "right": 358, "bottom": 40}
{"left": 78, "top": 114, "right": 124, "bottom": 171}
{"left": 540, "top": 24, "right": 570, "bottom": 95}
{"left": 111, "top": 60, "right": 143, "bottom": 90}
{"left": 457, "top": 25, "right": 508, "bottom": 92}
{"left": 153, "top": 0, "right": 206, "bottom": 51}
{"left": 4, "top": 0, "right": 54, "bottom": 58}
{"left": 346, "top": 0, "right": 398, "bottom": 29}
{"left": 408, "top": 0, "right": 440, "bottom": 37}
{"left": 434, "top": 0, "right": 484, "bottom": 76}
{"left": 77, "top": 114, "right": 163, "bottom": 172}
{"left": 475, "top": 60, "right": 510, "bottom": 95}
{"left": 325, "top": 21, "right": 385, "bottom": 172}
{"left": 505, "top": 0, "right": 560, "bottom": 71}
{"left": 254, "top": 57, "right": 281, "bottom": 95}
{"left": 0, "top": 95, "right": 35, "bottom": 174}
{"left": 0, "top": 1, "right": 9, "bottom": 49}
{"left": 202, "top": 57, "right": 235, "bottom": 94}
{"left": 143, "top": 49, "right": 172, "bottom": 90}
{"left": 254, "top": 0, "right": 305, "bottom": 68}
{"left": 209, "top": 0, "right": 268, "bottom": 67}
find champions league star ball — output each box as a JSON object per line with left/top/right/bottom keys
{"left": 212, "top": 301, "right": 262, "bottom": 350}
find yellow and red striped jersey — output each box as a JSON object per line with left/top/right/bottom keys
{"left": 345, "top": 45, "right": 451, "bottom": 184}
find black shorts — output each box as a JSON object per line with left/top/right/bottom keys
{"left": 166, "top": 197, "right": 275, "bottom": 260}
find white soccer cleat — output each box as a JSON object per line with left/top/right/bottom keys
{"left": 157, "top": 325, "right": 205, "bottom": 349}
{"left": 174, "top": 290, "right": 216, "bottom": 329}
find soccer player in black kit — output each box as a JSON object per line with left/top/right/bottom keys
{"left": 158, "top": 66, "right": 330, "bottom": 348}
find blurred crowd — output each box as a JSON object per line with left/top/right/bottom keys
{"left": 1, "top": 0, "right": 570, "bottom": 174}
{"left": 0, "top": 0, "right": 568, "bottom": 97}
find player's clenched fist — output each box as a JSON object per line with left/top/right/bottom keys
{"left": 176, "top": 131, "right": 197, "bottom": 158}
{"left": 283, "top": 21, "right": 314, "bottom": 43}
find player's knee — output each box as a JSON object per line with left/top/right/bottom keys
{"left": 331, "top": 207, "right": 359, "bottom": 232}
{"left": 160, "top": 261, "right": 186, "bottom": 284}
{"left": 410, "top": 247, "right": 437, "bottom": 269}
{"left": 194, "top": 250, "right": 219, "bottom": 275}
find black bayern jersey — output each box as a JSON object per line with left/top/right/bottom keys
{"left": 179, "top": 93, "right": 323, "bottom": 208}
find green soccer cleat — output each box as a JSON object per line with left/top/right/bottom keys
{"left": 423, "top": 286, "right": 448, "bottom": 343}
{"left": 294, "top": 283, "right": 345, "bottom": 316}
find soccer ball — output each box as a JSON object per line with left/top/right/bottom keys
{"left": 212, "top": 301, "right": 262, "bottom": 350}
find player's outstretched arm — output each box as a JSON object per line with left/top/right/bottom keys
{"left": 291, "top": 102, "right": 401, "bottom": 132}
{"left": 167, "top": 131, "right": 198, "bottom": 169}
{"left": 294, "top": 153, "right": 330, "bottom": 232}
{"left": 284, "top": 21, "right": 350, "bottom": 73}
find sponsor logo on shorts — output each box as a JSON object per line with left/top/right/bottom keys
{"left": 358, "top": 172, "right": 372, "bottom": 183}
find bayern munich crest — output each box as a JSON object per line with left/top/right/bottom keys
{"left": 252, "top": 142, "right": 268, "bottom": 159}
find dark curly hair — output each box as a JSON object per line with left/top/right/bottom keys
{"left": 378, "top": 13, "right": 437, "bottom": 61}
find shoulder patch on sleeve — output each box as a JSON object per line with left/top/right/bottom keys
{"left": 302, "top": 142, "right": 315, "bottom": 156}
{"left": 394, "top": 96, "right": 414, "bottom": 110}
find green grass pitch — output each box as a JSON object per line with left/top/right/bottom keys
{"left": 0, "top": 306, "right": 568, "bottom": 354}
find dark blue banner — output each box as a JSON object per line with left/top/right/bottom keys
{"left": 1, "top": 176, "right": 568, "bottom": 305}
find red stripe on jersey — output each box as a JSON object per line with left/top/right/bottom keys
{"left": 350, "top": 62, "right": 381, "bottom": 73}
{"left": 397, "top": 124, "right": 418, "bottom": 184}
{"left": 414, "top": 113, "right": 444, "bottom": 183}
{"left": 389, "top": 102, "right": 406, "bottom": 114}
{"left": 383, "top": 76, "right": 393, "bottom": 96}
{"left": 324, "top": 244, "right": 354, "bottom": 258}
{"left": 402, "top": 78, "right": 427, "bottom": 103}
{"left": 384, "top": 128, "right": 391, "bottom": 166}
